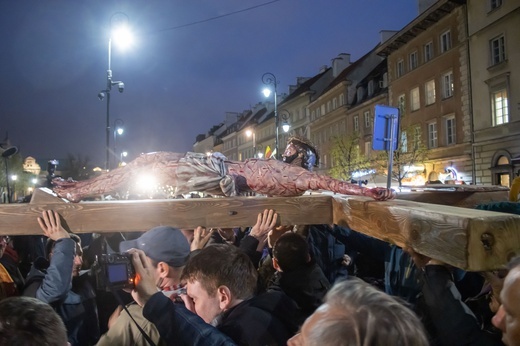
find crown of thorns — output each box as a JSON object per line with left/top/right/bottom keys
{"left": 287, "top": 136, "right": 319, "bottom": 157}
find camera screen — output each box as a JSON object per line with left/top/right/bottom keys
{"left": 107, "top": 264, "right": 128, "bottom": 283}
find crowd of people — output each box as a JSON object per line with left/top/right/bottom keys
{"left": 0, "top": 137, "right": 519, "bottom": 346}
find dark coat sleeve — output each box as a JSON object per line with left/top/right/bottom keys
{"left": 421, "top": 265, "right": 502, "bottom": 346}
{"left": 143, "top": 292, "right": 237, "bottom": 346}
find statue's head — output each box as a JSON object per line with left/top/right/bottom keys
{"left": 282, "top": 136, "right": 319, "bottom": 171}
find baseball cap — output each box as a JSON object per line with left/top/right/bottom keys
{"left": 119, "top": 226, "right": 190, "bottom": 267}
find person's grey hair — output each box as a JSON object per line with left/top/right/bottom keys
{"left": 304, "top": 277, "right": 429, "bottom": 346}
{"left": 0, "top": 296, "right": 68, "bottom": 345}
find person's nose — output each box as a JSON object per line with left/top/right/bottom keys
{"left": 74, "top": 255, "right": 83, "bottom": 266}
{"left": 492, "top": 304, "right": 506, "bottom": 332}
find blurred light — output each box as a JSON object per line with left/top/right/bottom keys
{"left": 257, "top": 152, "right": 264, "bottom": 159}
{"left": 246, "top": 129, "right": 253, "bottom": 137}
{"left": 10, "top": 175, "right": 17, "bottom": 181}
{"left": 136, "top": 174, "right": 158, "bottom": 192}
{"left": 112, "top": 24, "right": 133, "bottom": 50}
{"left": 32, "top": 178, "right": 38, "bottom": 184}
{"left": 117, "top": 128, "right": 124, "bottom": 135}
{"left": 262, "top": 88, "right": 271, "bottom": 98}
{"left": 282, "top": 123, "right": 290, "bottom": 133}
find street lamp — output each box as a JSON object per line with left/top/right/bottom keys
{"left": 120, "top": 151, "right": 128, "bottom": 166}
{"left": 280, "top": 110, "right": 291, "bottom": 133}
{"left": 246, "top": 129, "right": 256, "bottom": 158}
{"left": 262, "top": 72, "right": 279, "bottom": 159}
{"left": 98, "top": 12, "right": 132, "bottom": 171}
{"left": 10, "top": 174, "right": 17, "bottom": 203}
{"left": 257, "top": 144, "right": 264, "bottom": 159}
{"left": 113, "top": 118, "right": 124, "bottom": 168}
{"left": 1, "top": 145, "right": 18, "bottom": 203}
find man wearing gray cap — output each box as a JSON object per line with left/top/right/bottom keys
{"left": 96, "top": 225, "right": 190, "bottom": 346}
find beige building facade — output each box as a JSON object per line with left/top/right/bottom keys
{"left": 468, "top": 0, "right": 520, "bottom": 186}
{"left": 377, "top": 0, "right": 473, "bottom": 184}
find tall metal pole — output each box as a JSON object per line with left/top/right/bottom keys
{"left": 3, "top": 159, "right": 10, "bottom": 203}
{"left": 262, "top": 72, "right": 279, "bottom": 159}
{"left": 105, "top": 38, "right": 112, "bottom": 171}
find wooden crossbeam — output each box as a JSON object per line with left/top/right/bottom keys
{"left": 1, "top": 188, "right": 520, "bottom": 271}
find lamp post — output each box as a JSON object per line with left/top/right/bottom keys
{"left": 98, "top": 12, "right": 131, "bottom": 171}
{"left": 120, "top": 151, "right": 128, "bottom": 166}
{"left": 262, "top": 72, "right": 279, "bottom": 159}
{"left": 245, "top": 129, "right": 256, "bottom": 158}
{"left": 1, "top": 146, "right": 17, "bottom": 203}
{"left": 10, "top": 174, "right": 17, "bottom": 203}
{"left": 280, "top": 109, "right": 291, "bottom": 133}
{"left": 113, "top": 118, "right": 124, "bottom": 168}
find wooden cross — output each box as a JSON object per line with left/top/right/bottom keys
{"left": 1, "top": 186, "right": 518, "bottom": 271}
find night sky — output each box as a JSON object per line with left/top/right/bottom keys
{"left": 1, "top": 0, "right": 417, "bottom": 168}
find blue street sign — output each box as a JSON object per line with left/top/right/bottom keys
{"left": 372, "top": 105, "right": 399, "bottom": 151}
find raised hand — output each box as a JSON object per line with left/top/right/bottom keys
{"left": 190, "top": 226, "right": 214, "bottom": 251}
{"left": 129, "top": 248, "right": 159, "bottom": 307}
{"left": 37, "top": 210, "right": 70, "bottom": 241}
{"left": 250, "top": 209, "right": 278, "bottom": 241}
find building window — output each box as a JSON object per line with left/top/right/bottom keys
{"left": 311, "top": 110, "right": 315, "bottom": 121}
{"left": 409, "top": 51, "right": 418, "bottom": 70}
{"left": 490, "top": 0, "right": 502, "bottom": 10}
{"left": 332, "top": 98, "right": 337, "bottom": 110}
{"left": 368, "top": 80, "right": 374, "bottom": 96}
{"left": 445, "top": 116, "right": 456, "bottom": 145}
{"left": 425, "top": 79, "right": 436, "bottom": 105}
{"left": 410, "top": 87, "right": 420, "bottom": 111}
{"left": 364, "top": 110, "right": 370, "bottom": 128}
{"left": 397, "top": 59, "right": 404, "bottom": 78}
{"left": 354, "top": 115, "right": 359, "bottom": 132}
{"left": 400, "top": 131, "right": 408, "bottom": 153}
{"left": 340, "top": 120, "right": 346, "bottom": 134}
{"left": 442, "top": 71, "right": 454, "bottom": 99}
{"left": 357, "top": 87, "right": 365, "bottom": 101}
{"left": 339, "top": 94, "right": 345, "bottom": 106}
{"left": 398, "top": 94, "right": 406, "bottom": 115}
{"left": 364, "top": 141, "right": 371, "bottom": 156}
{"left": 321, "top": 104, "right": 326, "bottom": 116}
{"left": 490, "top": 35, "right": 506, "bottom": 66}
{"left": 327, "top": 101, "right": 332, "bottom": 113}
{"left": 424, "top": 41, "right": 433, "bottom": 62}
{"left": 492, "top": 89, "right": 509, "bottom": 126}
{"left": 413, "top": 126, "right": 422, "bottom": 149}
{"left": 440, "top": 30, "right": 451, "bottom": 53}
{"left": 428, "top": 122, "right": 438, "bottom": 148}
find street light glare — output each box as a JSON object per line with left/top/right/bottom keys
{"left": 117, "top": 128, "right": 124, "bottom": 135}
{"left": 262, "top": 88, "right": 271, "bottom": 98}
{"left": 112, "top": 25, "right": 133, "bottom": 50}
{"left": 246, "top": 129, "right": 253, "bottom": 137}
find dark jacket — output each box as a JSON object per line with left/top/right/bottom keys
{"left": 143, "top": 290, "right": 301, "bottom": 346}
{"left": 23, "top": 238, "right": 99, "bottom": 346}
{"left": 420, "top": 265, "right": 503, "bottom": 346}
{"left": 268, "top": 261, "right": 330, "bottom": 318}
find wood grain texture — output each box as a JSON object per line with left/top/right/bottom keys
{"left": 1, "top": 194, "right": 332, "bottom": 235}
{"left": 331, "top": 196, "right": 520, "bottom": 271}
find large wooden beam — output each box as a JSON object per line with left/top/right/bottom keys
{"left": 332, "top": 197, "right": 520, "bottom": 271}
{"left": 2, "top": 188, "right": 520, "bottom": 271}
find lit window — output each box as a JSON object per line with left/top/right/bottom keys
{"left": 440, "top": 30, "right": 451, "bottom": 53}
{"left": 424, "top": 41, "right": 433, "bottom": 62}
{"left": 492, "top": 89, "right": 509, "bottom": 126}
{"left": 442, "top": 71, "right": 454, "bottom": 98}
{"left": 400, "top": 131, "right": 408, "bottom": 153}
{"left": 425, "top": 80, "right": 436, "bottom": 105}
{"left": 490, "top": 35, "right": 506, "bottom": 65}
{"left": 354, "top": 115, "right": 359, "bottom": 131}
{"left": 428, "top": 122, "right": 438, "bottom": 148}
{"left": 409, "top": 51, "right": 418, "bottom": 70}
{"left": 445, "top": 116, "right": 456, "bottom": 145}
{"left": 364, "top": 110, "right": 370, "bottom": 128}
{"left": 410, "top": 87, "right": 420, "bottom": 111}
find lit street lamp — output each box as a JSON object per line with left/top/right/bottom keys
{"left": 120, "top": 151, "right": 128, "bottom": 166}
{"left": 280, "top": 109, "right": 291, "bottom": 133}
{"left": 1, "top": 145, "right": 18, "bottom": 203}
{"left": 98, "top": 12, "right": 132, "bottom": 171}
{"left": 246, "top": 129, "right": 256, "bottom": 158}
{"left": 10, "top": 174, "right": 17, "bottom": 203}
{"left": 256, "top": 144, "right": 264, "bottom": 159}
{"left": 113, "top": 118, "right": 124, "bottom": 168}
{"left": 262, "top": 72, "right": 279, "bottom": 159}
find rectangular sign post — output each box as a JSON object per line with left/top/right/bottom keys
{"left": 372, "top": 105, "right": 400, "bottom": 189}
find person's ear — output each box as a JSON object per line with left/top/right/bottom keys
{"left": 272, "top": 257, "right": 282, "bottom": 272}
{"left": 157, "top": 261, "right": 170, "bottom": 278}
{"left": 217, "top": 285, "right": 233, "bottom": 310}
